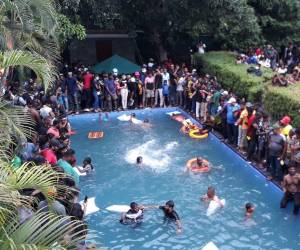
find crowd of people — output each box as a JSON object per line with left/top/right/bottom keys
{"left": 4, "top": 77, "right": 96, "bottom": 248}
{"left": 236, "top": 43, "right": 300, "bottom": 86}
{"left": 4, "top": 53, "right": 300, "bottom": 248}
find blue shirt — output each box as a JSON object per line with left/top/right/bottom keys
{"left": 65, "top": 77, "right": 78, "bottom": 94}
{"left": 163, "top": 83, "right": 169, "bottom": 95}
{"left": 226, "top": 104, "right": 240, "bottom": 124}
{"left": 105, "top": 79, "right": 116, "bottom": 94}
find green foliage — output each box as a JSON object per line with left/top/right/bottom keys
{"left": 193, "top": 51, "right": 273, "bottom": 99}
{"left": 0, "top": 0, "right": 60, "bottom": 62}
{"left": 0, "top": 163, "right": 88, "bottom": 250}
{"left": 264, "top": 85, "right": 300, "bottom": 127}
{"left": 248, "top": 0, "right": 300, "bottom": 48}
{"left": 0, "top": 50, "right": 55, "bottom": 90}
{"left": 203, "top": 0, "right": 262, "bottom": 50}
{"left": 57, "top": 14, "right": 86, "bottom": 45}
{"left": 194, "top": 51, "right": 300, "bottom": 127}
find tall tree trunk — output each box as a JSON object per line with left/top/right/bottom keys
{"left": 152, "top": 30, "right": 168, "bottom": 62}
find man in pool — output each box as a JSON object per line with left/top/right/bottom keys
{"left": 196, "top": 158, "right": 204, "bottom": 168}
{"left": 153, "top": 200, "right": 182, "bottom": 234}
{"left": 245, "top": 203, "right": 255, "bottom": 219}
{"left": 280, "top": 165, "right": 300, "bottom": 215}
{"left": 136, "top": 156, "right": 143, "bottom": 164}
{"left": 120, "top": 202, "right": 144, "bottom": 224}
{"left": 201, "top": 187, "right": 224, "bottom": 207}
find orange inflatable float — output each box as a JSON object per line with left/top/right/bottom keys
{"left": 186, "top": 157, "right": 211, "bottom": 173}
{"left": 88, "top": 131, "right": 104, "bottom": 139}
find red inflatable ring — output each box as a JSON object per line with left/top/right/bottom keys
{"left": 186, "top": 158, "right": 211, "bottom": 173}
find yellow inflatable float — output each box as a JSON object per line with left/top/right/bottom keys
{"left": 189, "top": 129, "right": 209, "bottom": 139}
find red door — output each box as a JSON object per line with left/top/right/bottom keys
{"left": 96, "top": 40, "right": 112, "bottom": 62}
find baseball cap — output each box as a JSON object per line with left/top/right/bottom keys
{"left": 280, "top": 116, "right": 291, "bottom": 125}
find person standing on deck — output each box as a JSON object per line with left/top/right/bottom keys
{"left": 280, "top": 165, "right": 300, "bottom": 215}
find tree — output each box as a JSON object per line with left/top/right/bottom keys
{"left": 203, "top": 0, "right": 262, "bottom": 50}
{"left": 0, "top": 0, "right": 86, "bottom": 63}
{"left": 248, "top": 0, "right": 300, "bottom": 48}
{"left": 0, "top": 163, "right": 87, "bottom": 249}
{"left": 0, "top": 50, "right": 55, "bottom": 91}
{"left": 0, "top": 0, "right": 59, "bottom": 61}
{"left": 119, "top": 0, "right": 262, "bottom": 60}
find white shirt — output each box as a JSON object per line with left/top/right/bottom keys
{"left": 40, "top": 105, "right": 52, "bottom": 119}
{"left": 277, "top": 67, "right": 287, "bottom": 74}
{"left": 162, "top": 72, "right": 170, "bottom": 85}
{"left": 177, "top": 77, "right": 185, "bottom": 91}
{"left": 198, "top": 44, "right": 206, "bottom": 54}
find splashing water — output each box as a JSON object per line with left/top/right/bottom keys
{"left": 124, "top": 140, "right": 178, "bottom": 172}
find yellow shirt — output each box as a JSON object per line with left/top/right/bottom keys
{"left": 240, "top": 109, "right": 249, "bottom": 130}
{"left": 281, "top": 124, "right": 293, "bottom": 137}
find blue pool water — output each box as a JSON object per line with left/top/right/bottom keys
{"left": 69, "top": 108, "right": 300, "bottom": 250}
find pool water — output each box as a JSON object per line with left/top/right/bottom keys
{"left": 70, "top": 108, "right": 300, "bottom": 250}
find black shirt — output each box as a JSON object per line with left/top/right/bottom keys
{"left": 159, "top": 206, "right": 180, "bottom": 220}
{"left": 155, "top": 74, "right": 163, "bottom": 89}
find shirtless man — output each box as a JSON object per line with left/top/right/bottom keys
{"left": 280, "top": 165, "right": 300, "bottom": 215}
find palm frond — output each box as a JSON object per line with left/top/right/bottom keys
{"left": 4, "top": 212, "right": 87, "bottom": 249}
{"left": 0, "top": 99, "right": 35, "bottom": 162}
{"left": 0, "top": 50, "right": 56, "bottom": 90}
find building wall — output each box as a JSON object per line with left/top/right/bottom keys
{"left": 69, "top": 37, "right": 136, "bottom": 66}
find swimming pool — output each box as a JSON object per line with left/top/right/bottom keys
{"left": 70, "top": 108, "right": 300, "bottom": 250}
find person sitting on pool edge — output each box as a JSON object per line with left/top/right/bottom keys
{"left": 245, "top": 203, "right": 255, "bottom": 219}
{"left": 120, "top": 202, "right": 144, "bottom": 224}
{"left": 152, "top": 200, "right": 182, "bottom": 234}
{"left": 201, "top": 187, "right": 224, "bottom": 207}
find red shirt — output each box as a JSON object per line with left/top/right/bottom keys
{"left": 40, "top": 148, "right": 57, "bottom": 165}
{"left": 255, "top": 48, "right": 262, "bottom": 56}
{"left": 83, "top": 73, "right": 93, "bottom": 89}
{"left": 246, "top": 114, "right": 256, "bottom": 138}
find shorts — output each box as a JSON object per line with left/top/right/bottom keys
{"left": 146, "top": 89, "right": 154, "bottom": 98}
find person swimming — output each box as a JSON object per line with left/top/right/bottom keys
{"left": 245, "top": 203, "right": 255, "bottom": 219}
{"left": 129, "top": 113, "right": 143, "bottom": 125}
{"left": 76, "top": 157, "right": 94, "bottom": 174}
{"left": 120, "top": 202, "right": 144, "bottom": 224}
{"left": 196, "top": 157, "right": 204, "bottom": 167}
{"left": 157, "top": 200, "right": 182, "bottom": 234}
{"left": 201, "top": 187, "right": 224, "bottom": 207}
{"left": 185, "top": 157, "right": 210, "bottom": 173}
{"left": 136, "top": 156, "right": 143, "bottom": 164}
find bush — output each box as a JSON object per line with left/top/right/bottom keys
{"left": 193, "top": 51, "right": 273, "bottom": 99}
{"left": 192, "top": 51, "right": 300, "bottom": 127}
{"left": 264, "top": 86, "right": 300, "bottom": 127}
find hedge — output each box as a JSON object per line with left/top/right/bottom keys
{"left": 264, "top": 86, "right": 300, "bottom": 127}
{"left": 193, "top": 51, "right": 300, "bottom": 127}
